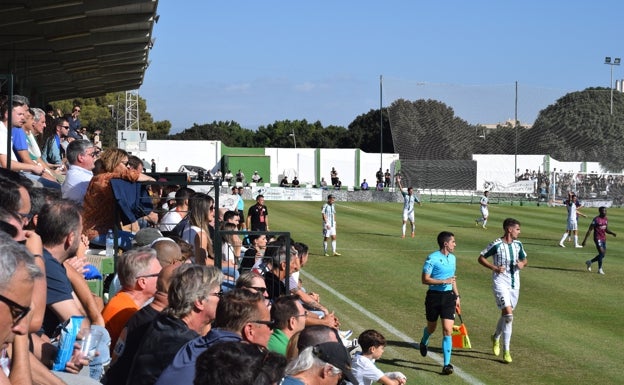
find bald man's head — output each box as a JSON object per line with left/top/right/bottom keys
{"left": 152, "top": 239, "right": 182, "bottom": 266}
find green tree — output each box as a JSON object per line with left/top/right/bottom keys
{"left": 347, "top": 108, "right": 393, "bottom": 153}
{"left": 170, "top": 121, "right": 254, "bottom": 145}
{"left": 519, "top": 88, "right": 624, "bottom": 171}
{"left": 387, "top": 98, "right": 478, "bottom": 160}
{"left": 252, "top": 120, "right": 349, "bottom": 148}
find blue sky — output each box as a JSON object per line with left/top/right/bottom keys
{"left": 141, "top": 1, "right": 624, "bottom": 133}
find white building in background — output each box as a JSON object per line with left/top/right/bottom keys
{"left": 132, "top": 138, "right": 608, "bottom": 193}
{"left": 135, "top": 140, "right": 400, "bottom": 188}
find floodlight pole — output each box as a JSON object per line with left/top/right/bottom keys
{"left": 289, "top": 130, "right": 296, "bottom": 148}
{"left": 380, "top": 75, "right": 383, "bottom": 172}
{"left": 605, "top": 56, "right": 620, "bottom": 115}
{"left": 514, "top": 81, "right": 518, "bottom": 182}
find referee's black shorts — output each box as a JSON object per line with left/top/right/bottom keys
{"left": 425, "top": 290, "right": 457, "bottom": 322}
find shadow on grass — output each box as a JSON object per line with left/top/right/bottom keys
{"left": 380, "top": 340, "right": 443, "bottom": 375}
{"left": 376, "top": 357, "right": 441, "bottom": 375}
{"left": 528, "top": 265, "right": 585, "bottom": 273}
{"left": 358, "top": 232, "right": 401, "bottom": 238}
{"left": 451, "top": 348, "right": 505, "bottom": 363}
{"left": 384, "top": 340, "right": 506, "bottom": 370}
{"left": 385, "top": 340, "right": 417, "bottom": 349}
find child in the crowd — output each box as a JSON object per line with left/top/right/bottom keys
{"left": 351, "top": 329, "right": 407, "bottom": 385}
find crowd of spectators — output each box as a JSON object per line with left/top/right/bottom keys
{"left": 0, "top": 95, "right": 368, "bottom": 384}
{"left": 512, "top": 167, "right": 624, "bottom": 203}
{"left": 0, "top": 161, "right": 364, "bottom": 385}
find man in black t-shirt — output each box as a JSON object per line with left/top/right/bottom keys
{"left": 247, "top": 194, "right": 269, "bottom": 231}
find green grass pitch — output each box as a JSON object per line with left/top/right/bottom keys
{"left": 262, "top": 200, "right": 623, "bottom": 385}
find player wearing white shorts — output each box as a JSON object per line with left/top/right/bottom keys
{"left": 558, "top": 193, "right": 586, "bottom": 248}
{"left": 396, "top": 176, "right": 421, "bottom": 238}
{"left": 478, "top": 218, "right": 528, "bottom": 364}
{"left": 322, "top": 194, "right": 340, "bottom": 256}
{"left": 475, "top": 191, "right": 489, "bottom": 229}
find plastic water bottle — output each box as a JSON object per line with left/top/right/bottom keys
{"left": 105, "top": 229, "right": 115, "bottom": 257}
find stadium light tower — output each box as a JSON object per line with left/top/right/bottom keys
{"left": 604, "top": 56, "right": 620, "bottom": 115}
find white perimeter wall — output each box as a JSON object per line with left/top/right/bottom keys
{"left": 266, "top": 148, "right": 398, "bottom": 186}
{"left": 265, "top": 148, "right": 317, "bottom": 186}
{"left": 359, "top": 151, "right": 400, "bottom": 186}
{"left": 135, "top": 140, "right": 398, "bottom": 186}
{"left": 139, "top": 141, "right": 607, "bottom": 190}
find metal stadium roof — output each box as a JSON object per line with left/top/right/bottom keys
{"left": 0, "top": 0, "right": 158, "bottom": 101}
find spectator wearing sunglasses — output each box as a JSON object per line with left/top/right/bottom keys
{"left": 267, "top": 295, "right": 307, "bottom": 356}
{"left": 41, "top": 117, "right": 69, "bottom": 166}
{"left": 102, "top": 262, "right": 178, "bottom": 385}
{"left": 0, "top": 171, "right": 49, "bottom": 339}
{"left": 0, "top": 232, "right": 42, "bottom": 385}
{"left": 236, "top": 272, "right": 269, "bottom": 297}
{"left": 102, "top": 247, "right": 161, "bottom": 351}
{"left": 66, "top": 105, "right": 81, "bottom": 133}
{"left": 61, "top": 139, "right": 97, "bottom": 204}
{"left": 156, "top": 289, "right": 272, "bottom": 385}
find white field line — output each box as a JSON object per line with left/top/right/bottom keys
{"left": 333, "top": 203, "right": 369, "bottom": 211}
{"left": 301, "top": 270, "right": 485, "bottom": 385}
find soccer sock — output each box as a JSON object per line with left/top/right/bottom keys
{"left": 574, "top": 235, "right": 579, "bottom": 245}
{"left": 420, "top": 326, "right": 432, "bottom": 345}
{"left": 402, "top": 223, "right": 406, "bottom": 236}
{"left": 323, "top": 241, "right": 327, "bottom": 253}
{"left": 502, "top": 314, "right": 513, "bottom": 351}
{"left": 483, "top": 219, "right": 487, "bottom": 227}
{"left": 560, "top": 233, "right": 568, "bottom": 244}
{"left": 494, "top": 316, "right": 505, "bottom": 339}
{"left": 442, "top": 335, "right": 452, "bottom": 366}
{"left": 331, "top": 240, "right": 336, "bottom": 253}
{"left": 597, "top": 253, "right": 605, "bottom": 269}
{"left": 411, "top": 223, "right": 415, "bottom": 233}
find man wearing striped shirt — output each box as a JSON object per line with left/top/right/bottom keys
{"left": 321, "top": 195, "right": 340, "bottom": 256}
{"left": 397, "top": 175, "right": 421, "bottom": 238}
{"left": 478, "top": 218, "right": 528, "bottom": 364}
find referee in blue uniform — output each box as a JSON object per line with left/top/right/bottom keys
{"left": 419, "top": 231, "right": 461, "bottom": 375}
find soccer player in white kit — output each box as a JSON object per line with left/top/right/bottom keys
{"left": 322, "top": 194, "right": 340, "bottom": 256}
{"left": 396, "top": 175, "right": 421, "bottom": 238}
{"left": 478, "top": 218, "right": 528, "bottom": 364}
{"left": 475, "top": 191, "right": 489, "bottom": 229}
{"left": 558, "top": 193, "right": 586, "bottom": 248}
